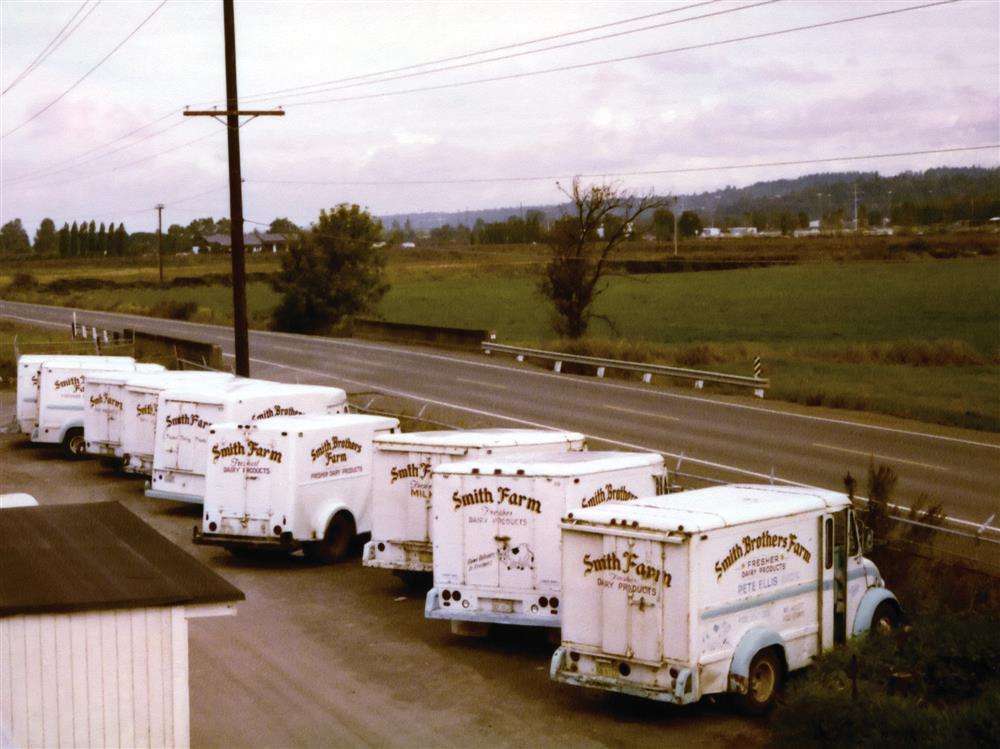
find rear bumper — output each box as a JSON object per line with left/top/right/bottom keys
{"left": 144, "top": 484, "right": 203, "bottom": 504}
{"left": 424, "top": 587, "right": 561, "bottom": 628}
{"left": 549, "top": 647, "right": 695, "bottom": 705}
{"left": 193, "top": 526, "right": 299, "bottom": 551}
{"left": 362, "top": 538, "right": 432, "bottom": 572}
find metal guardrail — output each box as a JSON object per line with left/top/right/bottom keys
{"left": 482, "top": 341, "right": 769, "bottom": 397}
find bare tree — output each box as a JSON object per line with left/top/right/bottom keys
{"left": 540, "top": 178, "right": 670, "bottom": 338}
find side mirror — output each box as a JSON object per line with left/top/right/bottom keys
{"left": 863, "top": 527, "right": 874, "bottom": 554}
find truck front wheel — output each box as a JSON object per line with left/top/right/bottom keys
{"left": 872, "top": 600, "right": 901, "bottom": 634}
{"left": 62, "top": 427, "right": 87, "bottom": 459}
{"left": 736, "top": 649, "right": 782, "bottom": 715}
{"left": 307, "top": 511, "right": 356, "bottom": 564}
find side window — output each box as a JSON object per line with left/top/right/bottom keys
{"left": 848, "top": 510, "right": 859, "bottom": 557}
{"left": 825, "top": 517, "right": 833, "bottom": 569}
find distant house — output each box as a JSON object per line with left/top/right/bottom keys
{"left": 700, "top": 227, "right": 722, "bottom": 238}
{"left": 728, "top": 227, "right": 758, "bottom": 237}
{"left": 195, "top": 231, "right": 288, "bottom": 254}
{"left": 0, "top": 502, "right": 244, "bottom": 749}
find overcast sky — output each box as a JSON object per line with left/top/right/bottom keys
{"left": 1, "top": 0, "right": 997, "bottom": 234}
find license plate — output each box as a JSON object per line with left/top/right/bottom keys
{"left": 492, "top": 599, "right": 514, "bottom": 614}
{"left": 595, "top": 660, "right": 617, "bottom": 679}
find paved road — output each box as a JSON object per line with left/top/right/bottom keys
{"left": 3, "top": 300, "right": 998, "bottom": 531}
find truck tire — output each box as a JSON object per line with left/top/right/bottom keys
{"left": 871, "top": 600, "right": 901, "bottom": 634}
{"left": 62, "top": 427, "right": 87, "bottom": 459}
{"left": 306, "top": 511, "right": 356, "bottom": 564}
{"left": 736, "top": 649, "right": 782, "bottom": 715}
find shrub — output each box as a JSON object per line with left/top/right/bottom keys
{"left": 150, "top": 300, "right": 199, "bottom": 321}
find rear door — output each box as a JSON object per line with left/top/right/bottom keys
{"left": 599, "top": 535, "right": 670, "bottom": 663}
{"left": 160, "top": 399, "right": 222, "bottom": 471}
{"left": 242, "top": 429, "right": 286, "bottom": 527}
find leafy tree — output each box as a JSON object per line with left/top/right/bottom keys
{"left": 88, "top": 220, "right": 97, "bottom": 255}
{"left": 33, "top": 218, "right": 57, "bottom": 254}
{"left": 540, "top": 179, "right": 669, "bottom": 339}
{"left": 0, "top": 219, "right": 31, "bottom": 255}
{"left": 270, "top": 203, "right": 389, "bottom": 334}
{"left": 268, "top": 217, "right": 299, "bottom": 234}
{"left": 98, "top": 222, "right": 108, "bottom": 255}
{"left": 678, "top": 210, "right": 703, "bottom": 238}
{"left": 651, "top": 208, "right": 675, "bottom": 241}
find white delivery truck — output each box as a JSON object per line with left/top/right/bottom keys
{"left": 363, "top": 429, "right": 586, "bottom": 578}
{"left": 30, "top": 357, "right": 145, "bottom": 456}
{"left": 425, "top": 451, "right": 665, "bottom": 631}
{"left": 194, "top": 413, "right": 399, "bottom": 562}
{"left": 119, "top": 370, "right": 237, "bottom": 475}
{"left": 550, "top": 484, "right": 901, "bottom": 714}
{"left": 145, "top": 379, "right": 348, "bottom": 504}
{"left": 82, "top": 364, "right": 168, "bottom": 459}
{"left": 16, "top": 355, "right": 136, "bottom": 443}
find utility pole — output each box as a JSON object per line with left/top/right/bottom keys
{"left": 155, "top": 203, "right": 164, "bottom": 286}
{"left": 673, "top": 198, "right": 680, "bottom": 256}
{"left": 184, "top": 0, "right": 283, "bottom": 377}
{"left": 852, "top": 184, "right": 859, "bottom": 233}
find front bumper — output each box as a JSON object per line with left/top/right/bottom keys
{"left": 362, "top": 538, "right": 433, "bottom": 572}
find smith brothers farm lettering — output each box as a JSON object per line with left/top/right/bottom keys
{"left": 582, "top": 484, "right": 638, "bottom": 508}
{"left": 310, "top": 436, "right": 363, "bottom": 465}
{"left": 251, "top": 404, "right": 305, "bottom": 421}
{"left": 714, "top": 529, "right": 813, "bottom": 595}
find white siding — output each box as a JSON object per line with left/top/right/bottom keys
{"left": 0, "top": 607, "right": 190, "bottom": 749}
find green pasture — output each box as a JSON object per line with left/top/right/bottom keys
{"left": 2, "top": 256, "right": 997, "bottom": 430}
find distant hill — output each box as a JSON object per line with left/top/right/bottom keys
{"left": 378, "top": 166, "right": 1000, "bottom": 231}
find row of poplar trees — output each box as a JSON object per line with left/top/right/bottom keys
{"left": 56, "top": 220, "right": 129, "bottom": 257}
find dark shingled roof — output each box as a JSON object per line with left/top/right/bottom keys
{"left": 0, "top": 502, "right": 244, "bottom": 617}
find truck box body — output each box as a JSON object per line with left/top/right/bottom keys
{"left": 82, "top": 364, "right": 168, "bottom": 457}
{"left": 363, "top": 429, "right": 586, "bottom": 574}
{"left": 195, "top": 414, "right": 399, "bottom": 554}
{"left": 426, "top": 451, "right": 665, "bottom": 628}
{"left": 32, "top": 358, "right": 141, "bottom": 447}
{"left": 550, "top": 484, "right": 897, "bottom": 708}
{"left": 145, "top": 380, "right": 348, "bottom": 504}
{"left": 16, "top": 355, "right": 135, "bottom": 437}
{"left": 119, "top": 371, "right": 237, "bottom": 474}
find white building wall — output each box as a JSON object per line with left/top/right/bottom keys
{"left": 1, "top": 607, "right": 190, "bottom": 749}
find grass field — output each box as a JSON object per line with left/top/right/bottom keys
{"left": 2, "top": 248, "right": 997, "bottom": 430}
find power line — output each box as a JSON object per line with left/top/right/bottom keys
{"left": 251, "top": 0, "right": 777, "bottom": 106}
{"left": 245, "top": 145, "right": 999, "bottom": 187}
{"left": 3, "top": 116, "right": 186, "bottom": 185}
{"left": 281, "top": 0, "right": 959, "bottom": 108}
{"left": 1, "top": 1, "right": 100, "bottom": 96}
{"left": 235, "top": 0, "right": 729, "bottom": 105}
{"left": 1, "top": 0, "right": 168, "bottom": 139}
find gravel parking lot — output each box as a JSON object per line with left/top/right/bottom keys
{"left": 0, "top": 392, "right": 766, "bottom": 748}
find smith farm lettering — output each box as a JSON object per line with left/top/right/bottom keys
{"left": 390, "top": 462, "right": 432, "bottom": 483}
{"left": 89, "top": 392, "right": 123, "bottom": 411}
{"left": 211, "top": 440, "right": 284, "bottom": 464}
{"left": 165, "top": 412, "right": 211, "bottom": 430}
{"left": 714, "top": 529, "right": 812, "bottom": 582}
{"left": 136, "top": 403, "right": 157, "bottom": 417}
{"left": 55, "top": 376, "right": 84, "bottom": 393}
{"left": 452, "top": 486, "right": 542, "bottom": 514}
{"left": 583, "top": 551, "right": 671, "bottom": 596}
